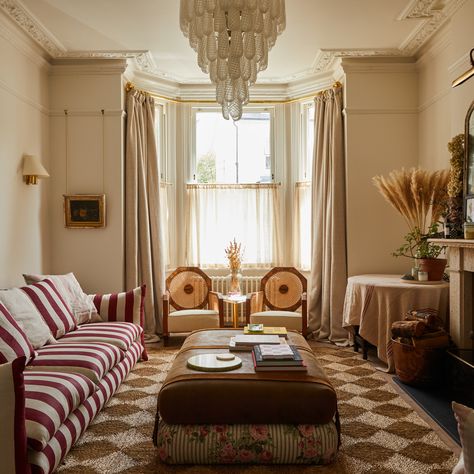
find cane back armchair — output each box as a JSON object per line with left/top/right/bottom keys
{"left": 162, "top": 267, "right": 224, "bottom": 338}
{"left": 245, "top": 267, "right": 307, "bottom": 337}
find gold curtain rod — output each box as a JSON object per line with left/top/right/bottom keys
{"left": 125, "top": 81, "right": 342, "bottom": 105}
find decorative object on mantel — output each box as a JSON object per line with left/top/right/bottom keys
{"left": 452, "top": 48, "right": 474, "bottom": 88}
{"left": 179, "top": 0, "right": 286, "bottom": 121}
{"left": 463, "top": 100, "right": 474, "bottom": 234}
{"left": 445, "top": 133, "right": 465, "bottom": 238}
{"left": 225, "top": 238, "right": 243, "bottom": 295}
{"left": 373, "top": 167, "right": 449, "bottom": 281}
{"left": 64, "top": 194, "right": 106, "bottom": 228}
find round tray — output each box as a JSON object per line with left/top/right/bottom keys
{"left": 187, "top": 353, "right": 242, "bottom": 372}
{"left": 401, "top": 279, "right": 444, "bottom": 285}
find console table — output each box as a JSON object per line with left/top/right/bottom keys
{"left": 342, "top": 274, "right": 449, "bottom": 371}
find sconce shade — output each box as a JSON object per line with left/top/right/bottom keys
{"left": 22, "top": 155, "right": 49, "bottom": 185}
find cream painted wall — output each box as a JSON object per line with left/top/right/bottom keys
{"left": 0, "top": 15, "right": 50, "bottom": 288}
{"left": 342, "top": 59, "right": 419, "bottom": 276}
{"left": 49, "top": 61, "right": 126, "bottom": 294}
{"left": 418, "top": 0, "right": 474, "bottom": 170}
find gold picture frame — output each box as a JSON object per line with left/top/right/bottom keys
{"left": 64, "top": 194, "right": 106, "bottom": 228}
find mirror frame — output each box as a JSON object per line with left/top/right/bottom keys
{"left": 464, "top": 100, "right": 474, "bottom": 223}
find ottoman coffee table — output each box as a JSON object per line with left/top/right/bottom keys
{"left": 153, "top": 329, "right": 340, "bottom": 465}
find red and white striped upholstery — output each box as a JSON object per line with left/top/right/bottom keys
{"left": 21, "top": 279, "right": 76, "bottom": 339}
{"left": 24, "top": 371, "right": 96, "bottom": 451}
{"left": 0, "top": 302, "right": 36, "bottom": 365}
{"left": 0, "top": 357, "right": 29, "bottom": 474}
{"left": 59, "top": 322, "right": 141, "bottom": 352}
{"left": 92, "top": 285, "right": 148, "bottom": 360}
{"left": 26, "top": 342, "right": 123, "bottom": 385}
{"left": 28, "top": 341, "right": 143, "bottom": 474}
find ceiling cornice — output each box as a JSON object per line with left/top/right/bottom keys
{"left": 0, "top": 0, "right": 467, "bottom": 93}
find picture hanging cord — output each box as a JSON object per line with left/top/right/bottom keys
{"left": 64, "top": 109, "right": 68, "bottom": 194}
{"left": 101, "top": 109, "right": 105, "bottom": 194}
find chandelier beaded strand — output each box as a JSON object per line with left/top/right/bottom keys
{"left": 180, "top": 0, "right": 286, "bottom": 121}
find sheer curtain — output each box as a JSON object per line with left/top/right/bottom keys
{"left": 186, "top": 184, "right": 282, "bottom": 268}
{"left": 293, "top": 181, "right": 311, "bottom": 270}
{"left": 308, "top": 86, "right": 348, "bottom": 344}
{"left": 125, "top": 90, "right": 165, "bottom": 339}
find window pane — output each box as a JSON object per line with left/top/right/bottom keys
{"left": 305, "top": 104, "right": 315, "bottom": 179}
{"left": 195, "top": 111, "right": 271, "bottom": 183}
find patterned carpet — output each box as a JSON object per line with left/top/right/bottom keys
{"left": 57, "top": 342, "right": 458, "bottom": 474}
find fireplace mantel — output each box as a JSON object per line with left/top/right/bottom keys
{"left": 431, "top": 238, "right": 474, "bottom": 349}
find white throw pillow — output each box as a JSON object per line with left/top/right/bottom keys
{"left": 452, "top": 401, "right": 474, "bottom": 474}
{"left": 23, "top": 273, "right": 100, "bottom": 325}
{"left": 0, "top": 288, "right": 55, "bottom": 349}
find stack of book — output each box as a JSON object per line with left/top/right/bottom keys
{"left": 229, "top": 334, "right": 286, "bottom": 351}
{"left": 252, "top": 344, "right": 307, "bottom": 372}
{"left": 244, "top": 324, "right": 288, "bottom": 337}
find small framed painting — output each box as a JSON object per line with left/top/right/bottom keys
{"left": 64, "top": 194, "right": 106, "bottom": 228}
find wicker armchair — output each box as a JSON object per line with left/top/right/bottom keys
{"left": 162, "top": 267, "right": 224, "bottom": 338}
{"left": 245, "top": 267, "right": 307, "bottom": 337}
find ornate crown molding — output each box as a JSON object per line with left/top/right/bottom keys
{"left": 0, "top": 0, "right": 65, "bottom": 57}
{"left": 0, "top": 0, "right": 468, "bottom": 90}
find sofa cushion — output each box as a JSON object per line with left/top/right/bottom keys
{"left": 92, "top": 285, "right": 147, "bottom": 360}
{"left": 21, "top": 279, "right": 77, "bottom": 339}
{"left": 24, "top": 370, "right": 96, "bottom": 451}
{"left": 26, "top": 342, "right": 123, "bottom": 385}
{"left": 24, "top": 273, "right": 100, "bottom": 325}
{"left": 0, "top": 357, "right": 29, "bottom": 474}
{"left": 0, "top": 288, "right": 56, "bottom": 349}
{"left": 59, "top": 322, "right": 141, "bottom": 351}
{"left": 0, "top": 302, "right": 36, "bottom": 365}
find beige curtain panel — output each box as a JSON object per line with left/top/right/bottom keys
{"left": 125, "top": 90, "right": 165, "bottom": 338}
{"left": 308, "top": 86, "right": 349, "bottom": 344}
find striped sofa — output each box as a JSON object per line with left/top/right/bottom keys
{"left": 0, "top": 277, "right": 147, "bottom": 474}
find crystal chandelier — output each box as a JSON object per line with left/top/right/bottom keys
{"left": 180, "top": 0, "right": 286, "bottom": 121}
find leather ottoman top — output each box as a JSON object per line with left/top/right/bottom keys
{"left": 158, "top": 329, "right": 337, "bottom": 425}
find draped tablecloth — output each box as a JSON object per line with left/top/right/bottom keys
{"left": 342, "top": 274, "right": 449, "bottom": 371}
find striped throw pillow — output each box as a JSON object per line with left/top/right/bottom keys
{"left": 0, "top": 303, "right": 35, "bottom": 365}
{"left": 21, "top": 279, "right": 76, "bottom": 339}
{"left": 0, "top": 357, "right": 29, "bottom": 474}
{"left": 93, "top": 285, "right": 147, "bottom": 360}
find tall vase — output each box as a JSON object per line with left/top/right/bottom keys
{"left": 228, "top": 269, "right": 242, "bottom": 295}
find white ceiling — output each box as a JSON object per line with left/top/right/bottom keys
{"left": 14, "top": 0, "right": 455, "bottom": 84}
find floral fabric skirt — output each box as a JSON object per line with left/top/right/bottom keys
{"left": 156, "top": 420, "right": 339, "bottom": 464}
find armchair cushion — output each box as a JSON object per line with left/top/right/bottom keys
{"left": 250, "top": 311, "right": 302, "bottom": 331}
{"left": 0, "top": 302, "right": 36, "bottom": 365}
{"left": 168, "top": 310, "right": 219, "bottom": 333}
{"left": 91, "top": 285, "right": 147, "bottom": 360}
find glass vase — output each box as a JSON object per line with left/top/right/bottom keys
{"left": 228, "top": 269, "right": 242, "bottom": 296}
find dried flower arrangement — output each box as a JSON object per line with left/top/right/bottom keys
{"left": 372, "top": 167, "right": 449, "bottom": 259}
{"left": 445, "top": 134, "right": 465, "bottom": 237}
{"left": 225, "top": 238, "right": 243, "bottom": 271}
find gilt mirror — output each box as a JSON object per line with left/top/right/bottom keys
{"left": 465, "top": 101, "right": 474, "bottom": 222}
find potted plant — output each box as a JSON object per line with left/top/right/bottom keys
{"left": 373, "top": 167, "right": 449, "bottom": 281}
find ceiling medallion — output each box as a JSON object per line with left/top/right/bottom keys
{"left": 180, "top": 0, "right": 286, "bottom": 120}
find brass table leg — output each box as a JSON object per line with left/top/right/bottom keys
{"left": 233, "top": 303, "right": 239, "bottom": 328}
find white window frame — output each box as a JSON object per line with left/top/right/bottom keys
{"left": 300, "top": 100, "right": 315, "bottom": 181}
{"left": 191, "top": 106, "right": 276, "bottom": 184}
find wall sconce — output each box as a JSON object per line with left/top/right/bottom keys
{"left": 452, "top": 48, "right": 474, "bottom": 88}
{"left": 22, "top": 155, "right": 50, "bottom": 185}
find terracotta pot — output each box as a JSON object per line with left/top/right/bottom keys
{"left": 418, "top": 258, "right": 447, "bottom": 281}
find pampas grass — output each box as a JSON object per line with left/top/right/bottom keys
{"left": 373, "top": 168, "right": 449, "bottom": 235}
